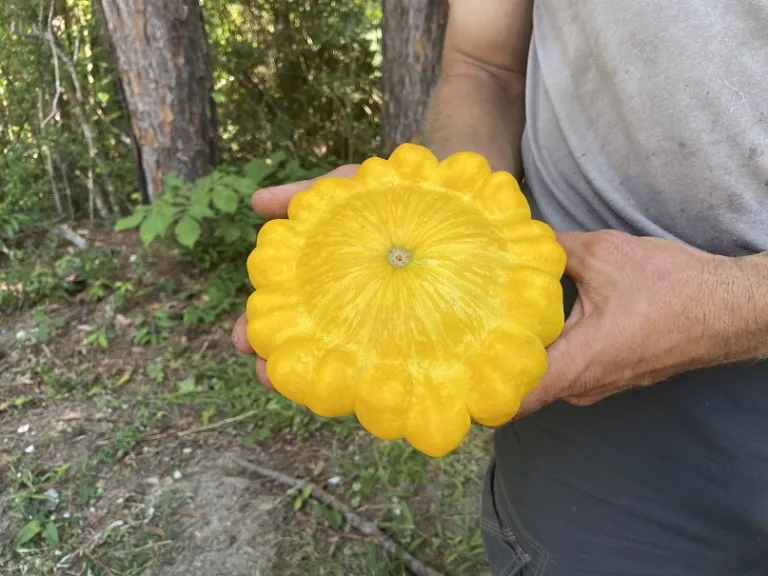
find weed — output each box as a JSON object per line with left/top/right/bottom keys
{"left": 32, "top": 309, "right": 65, "bottom": 344}
{"left": 133, "top": 310, "right": 175, "bottom": 346}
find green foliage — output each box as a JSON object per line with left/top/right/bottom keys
{"left": 204, "top": 0, "right": 382, "bottom": 165}
{"left": 1, "top": 0, "right": 381, "bottom": 226}
{"left": 115, "top": 152, "right": 325, "bottom": 264}
{"left": 181, "top": 261, "right": 251, "bottom": 325}
{"left": 133, "top": 310, "right": 175, "bottom": 346}
{"left": 0, "top": 241, "right": 121, "bottom": 311}
{"left": 5, "top": 460, "right": 74, "bottom": 552}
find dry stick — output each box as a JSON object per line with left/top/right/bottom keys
{"left": 38, "top": 91, "right": 63, "bottom": 215}
{"left": 56, "top": 152, "right": 75, "bottom": 219}
{"left": 40, "top": 1, "right": 62, "bottom": 128}
{"left": 229, "top": 457, "right": 445, "bottom": 576}
{"left": 140, "top": 409, "right": 263, "bottom": 443}
{"left": 55, "top": 224, "right": 88, "bottom": 250}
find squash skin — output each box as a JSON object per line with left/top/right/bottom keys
{"left": 246, "top": 143, "right": 566, "bottom": 457}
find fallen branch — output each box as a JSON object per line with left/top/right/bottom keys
{"left": 55, "top": 224, "right": 88, "bottom": 250}
{"left": 40, "top": 1, "right": 62, "bottom": 127}
{"left": 228, "top": 457, "right": 445, "bottom": 576}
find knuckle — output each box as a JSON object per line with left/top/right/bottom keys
{"left": 585, "top": 229, "right": 627, "bottom": 258}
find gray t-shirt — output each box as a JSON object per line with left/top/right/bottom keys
{"left": 489, "top": 2, "right": 768, "bottom": 573}
{"left": 522, "top": 0, "right": 768, "bottom": 256}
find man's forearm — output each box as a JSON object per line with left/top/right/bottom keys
{"left": 423, "top": 64, "right": 527, "bottom": 179}
{"left": 714, "top": 251, "right": 768, "bottom": 364}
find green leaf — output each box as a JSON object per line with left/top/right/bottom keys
{"left": 244, "top": 159, "right": 277, "bottom": 186}
{"left": 221, "top": 226, "right": 242, "bottom": 244}
{"left": 220, "top": 174, "right": 256, "bottom": 197}
{"left": 328, "top": 509, "right": 343, "bottom": 528}
{"left": 212, "top": 186, "right": 239, "bottom": 213}
{"left": 157, "top": 203, "right": 178, "bottom": 231}
{"left": 42, "top": 522, "right": 59, "bottom": 547}
{"left": 212, "top": 91, "right": 227, "bottom": 104}
{"left": 269, "top": 150, "right": 289, "bottom": 165}
{"left": 164, "top": 172, "right": 184, "bottom": 191}
{"left": 139, "top": 211, "right": 166, "bottom": 245}
{"left": 187, "top": 204, "right": 214, "bottom": 220}
{"left": 189, "top": 182, "right": 213, "bottom": 206}
{"left": 178, "top": 377, "right": 197, "bottom": 394}
{"left": 174, "top": 216, "right": 202, "bottom": 248}
{"left": 14, "top": 519, "right": 41, "bottom": 547}
{"left": 243, "top": 427, "right": 271, "bottom": 447}
{"left": 115, "top": 210, "right": 146, "bottom": 232}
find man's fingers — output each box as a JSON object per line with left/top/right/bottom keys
{"left": 255, "top": 357, "right": 275, "bottom": 390}
{"left": 251, "top": 164, "right": 359, "bottom": 219}
{"left": 516, "top": 311, "right": 598, "bottom": 418}
{"left": 516, "top": 338, "right": 573, "bottom": 417}
{"left": 555, "top": 230, "right": 591, "bottom": 283}
{"left": 232, "top": 314, "right": 275, "bottom": 390}
{"left": 231, "top": 313, "right": 254, "bottom": 354}
{"left": 562, "top": 293, "right": 585, "bottom": 334}
{"left": 251, "top": 178, "right": 313, "bottom": 219}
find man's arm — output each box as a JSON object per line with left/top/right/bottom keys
{"left": 424, "top": 0, "right": 534, "bottom": 178}
{"left": 718, "top": 251, "right": 768, "bottom": 364}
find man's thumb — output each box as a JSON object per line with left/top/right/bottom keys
{"left": 251, "top": 164, "right": 359, "bottom": 219}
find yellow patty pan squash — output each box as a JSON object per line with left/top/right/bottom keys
{"left": 245, "top": 143, "right": 566, "bottom": 457}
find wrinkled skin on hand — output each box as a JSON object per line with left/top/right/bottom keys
{"left": 515, "top": 229, "right": 735, "bottom": 416}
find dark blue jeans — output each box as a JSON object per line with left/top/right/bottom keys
{"left": 481, "top": 360, "right": 768, "bottom": 576}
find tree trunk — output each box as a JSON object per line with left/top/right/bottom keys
{"left": 381, "top": 0, "right": 449, "bottom": 156}
{"left": 98, "top": 0, "right": 219, "bottom": 203}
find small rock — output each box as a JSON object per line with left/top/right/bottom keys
{"left": 44, "top": 488, "right": 60, "bottom": 511}
{"left": 173, "top": 470, "right": 183, "bottom": 480}
{"left": 17, "top": 424, "right": 30, "bottom": 434}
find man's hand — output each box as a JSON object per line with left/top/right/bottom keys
{"left": 516, "top": 230, "right": 741, "bottom": 416}
{"left": 231, "top": 165, "right": 359, "bottom": 388}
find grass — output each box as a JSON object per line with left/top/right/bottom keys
{"left": 0, "top": 223, "right": 494, "bottom": 576}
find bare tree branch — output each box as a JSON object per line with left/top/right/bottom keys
{"left": 40, "top": 1, "right": 63, "bottom": 127}
{"left": 56, "top": 152, "right": 75, "bottom": 219}
{"left": 55, "top": 224, "right": 88, "bottom": 250}
{"left": 38, "top": 91, "right": 64, "bottom": 215}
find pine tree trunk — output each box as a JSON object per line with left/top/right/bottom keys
{"left": 381, "top": 0, "right": 449, "bottom": 156}
{"left": 98, "top": 0, "right": 219, "bottom": 202}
